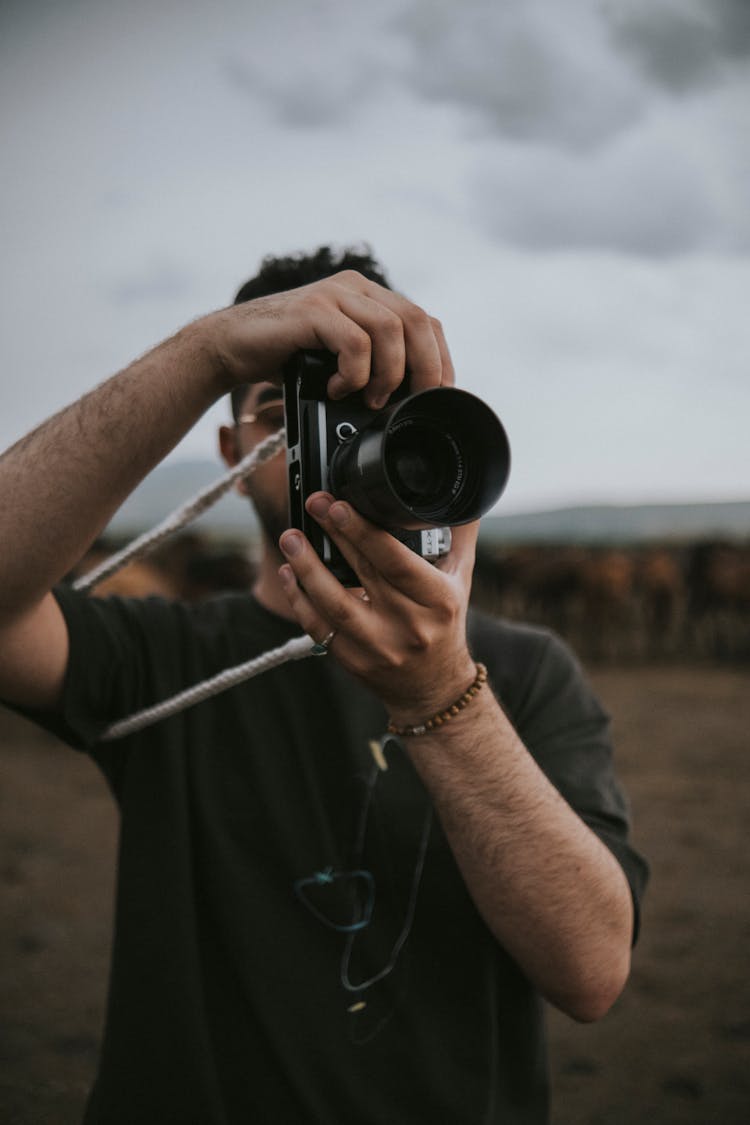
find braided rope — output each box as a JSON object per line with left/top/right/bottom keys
{"left": 101, "top": 634, "right": 318, "bottom": 741}
{"left": 73, "top": 428, "right": 286, "bottom": 592}
{"left": 67, "top": 424, "right": 317, "bottom": 741}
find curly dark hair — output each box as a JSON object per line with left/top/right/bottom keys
{"left": 229, "top": 244, "right": 392, "bottom": 420}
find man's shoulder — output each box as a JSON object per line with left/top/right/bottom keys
{"left": 56, "top": 584, "right": 266, "bottom": 630}
{"left": 54, "top": 584, "right": 292, "bottom": 669}
{"left": 467, "top": 605, "right": 558, "bottom": 669}
{"left": 467, "top": 606, "right": 586, "bottom": 725}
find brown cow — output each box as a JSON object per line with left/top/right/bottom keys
{"left": 634, "top": 547, "right": 685, "bottom": 657}
{"left": 71, "top": 547, "right": 179, "bottom": 600}
{"left": 70, "top": 536, "right": 255, "bottom": 603}
{"left": 685, "top": 541, "right": 750, "bottom": 659}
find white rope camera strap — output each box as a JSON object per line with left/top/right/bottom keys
{"left": 71, "top": 428, "right": 323, "bottom": 741}
{"left": 73, "top": 429, "right": 287, "bottom": 594}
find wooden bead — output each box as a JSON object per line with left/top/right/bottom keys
{"left": 386, "top": 664, "right": 489, "bottom": 738}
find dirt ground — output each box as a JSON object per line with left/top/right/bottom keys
{"left": 1, "top": 664, "right": 748, "bottom": 1124}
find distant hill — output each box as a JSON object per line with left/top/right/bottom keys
{"left": 107, "top": 459, "right": 260, "bottom": 541}
{"left": 106, "top": 458, "right": 750, "bottom": 545}
{"left": 480, "top": 500, "right": 750, "bottom": 544}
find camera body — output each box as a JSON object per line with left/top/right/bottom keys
{"left": 283, "top": 352, "right": 450, "bottom": 584}
{"left": 283, "top": 351, "right": 510, "bottom": 586}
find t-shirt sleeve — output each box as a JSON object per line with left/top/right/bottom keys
{"left": 493, "top": 626, "right": 649, "bottom": 942}
{"left": 21, "top": 583, "right": 194, "bottom": 753}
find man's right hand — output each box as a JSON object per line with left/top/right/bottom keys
{"left": 206, "top": 270, "right": 454, "bottom": 410}
{"left": 0, "top": 270, "right": 455, "bottom": 711}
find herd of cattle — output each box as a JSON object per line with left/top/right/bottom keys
{"left": 472, "top": 538, "right": 750, "bottom": 662}
{"left": 71, "top": 533, "right": 750, "bottom": 663}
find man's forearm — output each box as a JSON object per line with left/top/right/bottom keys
{"left": 274, "top": 487, "right": 634, "bottom": 1021}
{"left": 0, "top": 272, "right": 455, "bottom": 710}
{"left": 403, "top": 689, "right": 634, "bottom": 1022}
{"left": 0, "top": 320, "right": 227, "bottom": 622}
{"left": 0, "top": 271, "right": 454, "bottom": 627}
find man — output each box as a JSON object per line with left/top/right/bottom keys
{"left": 0, "top": 247, "right": 647, "bottom": 1124}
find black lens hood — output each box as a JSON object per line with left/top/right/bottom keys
{"left": 329, "top": 387, "right": 510, "bottom": 529}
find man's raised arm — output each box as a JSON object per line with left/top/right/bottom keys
{"left": 0, "top": 272, "right": 452, "bottom": 709}
{"left": 277, "top": 496, "right": 637, "bottom": 1023}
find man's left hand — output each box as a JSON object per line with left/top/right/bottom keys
{"left": 278, "top": 492, "right": 478, "bottom": 722}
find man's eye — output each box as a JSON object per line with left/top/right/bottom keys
{"left": 263, "top": 406, "right": 285, "bottom": 428}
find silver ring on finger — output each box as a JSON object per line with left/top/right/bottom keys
{"left": 311, "top": 629, "right": 337, "bottom": 656}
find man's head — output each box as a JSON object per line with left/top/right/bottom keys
{"left": 220, "top": 244, "right": 391, "bottom": 549}
{"left": 229, "top": 244, "right": 391, "bottom": 423}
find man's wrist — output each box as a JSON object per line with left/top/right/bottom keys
{"left": 387, "top": 663, "right": 488, "bottom": 737}
{"left": 183, "top": 310, "right": 242, "bottom": 398}
{"left": 384, "top": 655, "right": 479, "bottom": 731}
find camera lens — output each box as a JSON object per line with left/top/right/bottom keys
{"left": 328, "top": 387, "right": 510, "bottom": 531}
{"left": 386, "top": 420, "right": 463, "bottom": 510}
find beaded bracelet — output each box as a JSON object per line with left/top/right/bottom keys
{"left": 387, "top": 663, "right": 488, "bottom": 737}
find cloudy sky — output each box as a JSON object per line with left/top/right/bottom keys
{"left": 2, "top": 0, "right": 748, "bottom": 515}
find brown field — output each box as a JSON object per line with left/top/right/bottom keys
{"left": 1, "top": 664, "right": 748, "bottom": 1124}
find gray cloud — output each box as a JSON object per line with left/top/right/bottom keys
{"left": 394, "top": 0, "right": 646, "bottom": 153}
{"left": 472, "top": 85, "right": 750, "bottom": 259}
{"left": 219, "top": 0, "right": 397, "bottom": 128}
{"left": 221, "top": 54, "right": 373, "bottom": 129}
{"left": 610, "top": 0, "right": 750, "bottom": 93}
{"left": 390, "top": 0, "right": 749, "bottom": 256}
{"left": 474, "top": 154, "right": 713, "bottom": 257}
{"left": 396, "top": 0, "right": 750, "bottom": 151}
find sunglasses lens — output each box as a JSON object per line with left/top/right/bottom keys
{"left": 262, "top": 405, "right": 285, "bottom": 428}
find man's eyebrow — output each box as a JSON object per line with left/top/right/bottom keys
{"left": 253, "top": 386, "right": 284, "bottom": 409}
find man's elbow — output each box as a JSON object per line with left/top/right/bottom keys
{"left": 553, "top": 948, "right": 632, "bottom": 1023}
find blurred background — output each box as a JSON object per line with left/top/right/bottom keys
{"left": 1, "top": 1, "right": 748, "bottom": 1122}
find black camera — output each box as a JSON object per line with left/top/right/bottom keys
{"left": 283, "top": 351, "right": 511, "bottom": 585}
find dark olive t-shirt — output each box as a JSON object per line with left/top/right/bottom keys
{"left": 26, "top": 585, "right": 647, "bottom": 1125}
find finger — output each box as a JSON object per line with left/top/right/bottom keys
{"left": 305, "top": 494, "right": 447, "bottom": 608}
{"left": 359, "top": 285, "right": 444, "bottom": 396}
{"left": 278, "top": 529, "right": 374, "bottom": 642}
{"left": 431, "top": 316, "right": 455, "bottom": 387}
{"left": 326, "top": 273, "right": 448, "bottom": 399}
{"left": 305, "top": 304, "right": 374, "bottom": 399}
{"left": 278, "top": 565, "right": 334, "bottom": 648}
{"left": 283, "top": 572, "right": 371, "bottom": 645}
{"left": 325, "top": 290, "right": 406, "bottom": 407}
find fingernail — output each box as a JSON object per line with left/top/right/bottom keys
{"left": 308, "top": 495, "right": 332, "bottom": 520}
{"left": 280, "top": 531, "right": 303, "bottom": 557}
{"left": 368, "top": 394, "right": 388, "bottom": 410}
{"left": 329, "top": 503, "right": 350, "bottom": 527}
